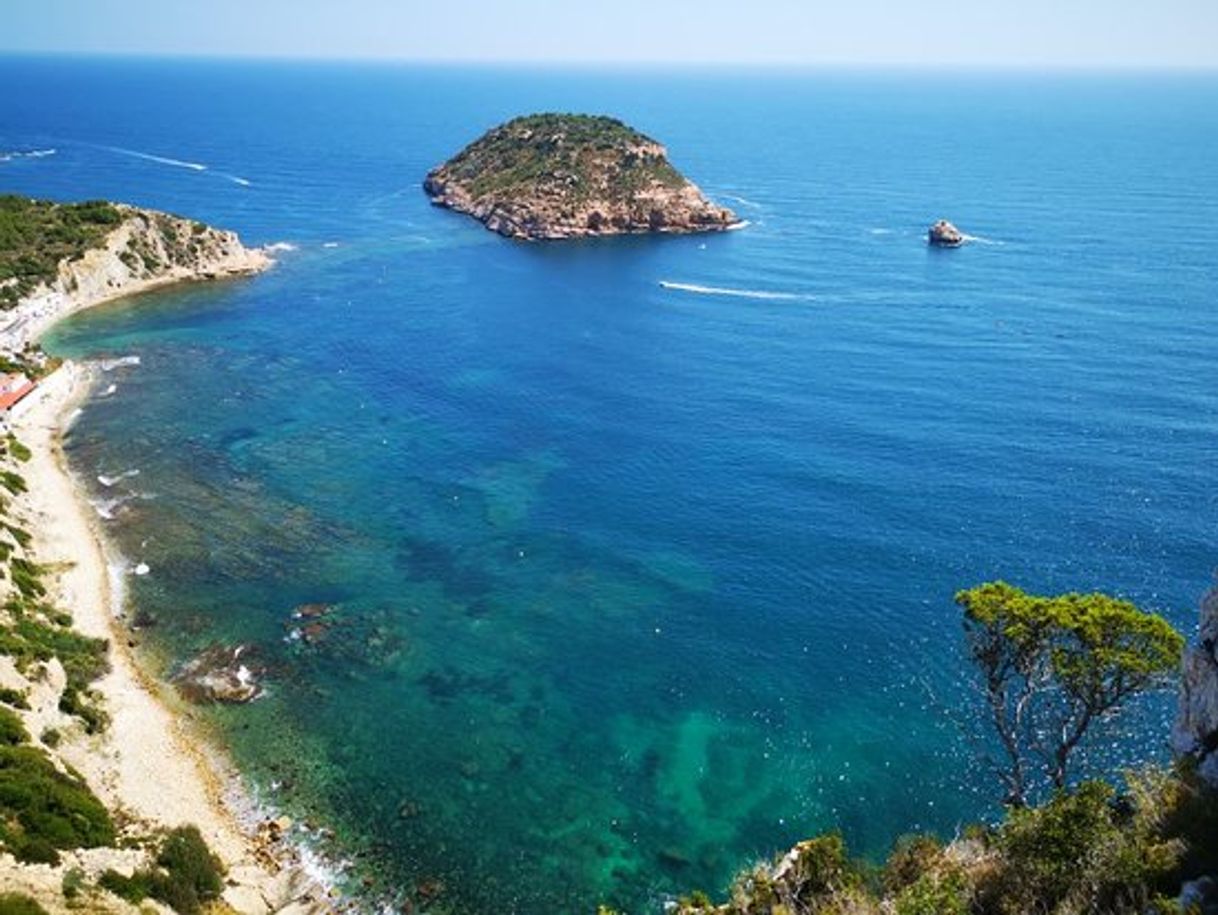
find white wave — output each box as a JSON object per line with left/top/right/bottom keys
{"left": 719, "top": 193, "right": 762, "bottom": 208}
{"left": 98, "top": 468, "right": 140, "bottom": 487}
{"left": 104, "top": 145, "right": 207, "bottom": 171}
{"left": 961, "top": 233, "right": 1004, "bottom": 246}
{"left": 98, "top": 383, "right": 118, "bottom": 398}
{"left": 100, "top": 355, "right": 141, "bottom": 371}
{"left": 92, "top": 494, "right": 133, "bottom": 520}
{"left": 0, "top": 148, "right": 57, "bottom": 162}
{"left": 659, "top": 280, "right": 807, "bottom": 301}
{"left": 265, "top": 242, "right": 298, "bottom": 253}
{"left": 869, "top": 228, "right": 893, "bottom": 235}
{"left": 322, "top": 241, "right": 340, "bottom": 248}
{"left": 725, "top": 220, "right": 751, "bottom": 232}
{"left": 224, "top": 174, "right": 252, "bottom": 187}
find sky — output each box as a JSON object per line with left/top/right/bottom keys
{"left": 3, "top": 0, "right": 1217, "bottom": 68}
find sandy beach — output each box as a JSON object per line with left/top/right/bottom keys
{"left": 7, "top": 366, "right": 324, "bottom": 912}
{"left": 0, "top": 212, "right": 330, "bottom": 912}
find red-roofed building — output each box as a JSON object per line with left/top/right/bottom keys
{"left": 0, "top": 372, "right": 35, "bottom": 414}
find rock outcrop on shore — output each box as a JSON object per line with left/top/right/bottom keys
{"left": 1174, "top": 587, "right": 1218, "bottom": 786}
{"left": 423, "top": 113, "right": 739, "bottom": 240}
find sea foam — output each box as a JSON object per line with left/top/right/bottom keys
{"left": 100, "top": 355, "right": 141, "bottom": 371}
{"left": 98, "top": 468, "right": 140, "bottom": 488}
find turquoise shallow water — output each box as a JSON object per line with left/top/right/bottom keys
{"left": 5, "top": 59, "right": 1218, "bottom": 912}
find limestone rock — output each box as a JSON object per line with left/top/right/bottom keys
{"left": 423, "top": 113, "right": 739, "bottom": 240}
{"left": 928, "top": 219, "right": 965, "bottom": 247}
{"left": 1174, "top": 587, "right": 1218, "bottom": 786}
{"left": 173, "top": 643, "right": 264, "bottom": 704}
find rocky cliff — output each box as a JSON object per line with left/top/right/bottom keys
{"left": 1174, "top": 586, "right": 1218, "bottom": 785}
{"left": 0, "top": 201, "right": 270, "bottom": 354}
{"left": 423, "top": 113, "right": 739, "bottom": 240}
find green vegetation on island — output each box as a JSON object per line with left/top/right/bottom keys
{"left": 0, "top": 195, "right": 122, "bottom": 308}
{"left": 425, "top": 113, "right": 738, "bottom": 239}
{"left": 443, "top": 114, "right": 688, "bottom": 200}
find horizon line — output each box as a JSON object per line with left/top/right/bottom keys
{"left": 2, "top": 49, "right": 1216, "bottom": 73}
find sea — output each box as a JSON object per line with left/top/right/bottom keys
{"left": 3, "top": 57, "right": 1217, "bottom": 913}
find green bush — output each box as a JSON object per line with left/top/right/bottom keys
{"left": 4, "top": 436, "right": 31, "bottom": 463}
{"left": 0, "top": 471, "right": 27, "bottom": 496}
{"left": 61, "top": 867, "right": 86, "bottom": 900}
{"left": 8, "top": 558, "right": 43, "bottom": 600}
{"left": 0, "top": 614, "right": 109, "bottom": 732}
{"left": 0, "top": 196, "right": 122, "bottom": 309}
{"left": 99, "top": 869, "right": 153, "bottom": 905}
{"left": 0, "top": 744, "right": 116, "bottom": 864}
{"left": 0, "top": 686, "right": 28, "bottom": 709}
{"left": 0, "top": 894, "right": 49, "bottom": 915}
{"left": 883, "top": 833, "right": 944, "bottom": 893}
{"left": 0, "top": 706, "right": 29, "bottom": 745}
{"left": 100, "top": 826, "right": 224, "bottom": 915}
{"left": 895, "top": 869, "right": 970, "bottom": 915}
{"left": 984, "top": 780, "right": 1179, "bottom": 915}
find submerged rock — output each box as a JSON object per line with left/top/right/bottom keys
{"left": 928, "top": 219, "right": 965, "bottom": 247}
{"left": 293, "top": 602, "right": 331, "bottom": 620}
{"left": 1174, "top": 587, "right": 1218, "bottom": 786}
{"left": 173, "top": 643, "right": 264, "bottom": 704}
{"left": 424, "top": 113, "right": 739, "bottom": 240}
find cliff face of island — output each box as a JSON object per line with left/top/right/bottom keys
{"left": 423, "top": 113, "right": 739, "bottom": 240}
{"left": 0, "top": 196, "right": 270, "bottom": 354}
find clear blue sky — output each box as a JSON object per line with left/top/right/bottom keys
{"left": 4, "top": 0, "right": 1217, "bottom": 67}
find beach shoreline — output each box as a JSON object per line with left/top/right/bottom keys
{"left": 0, "top": 212, "right": 333, "bottom": 912}
{"left": 9, "top": 364, "right": 327, "bottom": 912}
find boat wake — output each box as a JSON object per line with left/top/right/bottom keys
{"left": 660, "top": 280, "right": 808, "bottom": 302}
{"left": 100, "top": 145, "right": 252, "bottom": 186}
{"left": 104, "top": 145, "right": 207, "bottom": 171}
{"left": 0, "top": 148, "right": 57, "bottom": 163}
{"left": 265, "top": 242, "right": 299, "bottom": 253}
{"left": 961, "top": 233, "right": 1004, "bottom": 246}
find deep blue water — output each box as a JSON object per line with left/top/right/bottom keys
{"left": 4, "top": 57, "right": 1218, "bottom": 912}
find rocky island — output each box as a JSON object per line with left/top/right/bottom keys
{"left": 423, "top": 113, "right": 740, "bottom": 240}
{"left": 927, "top": 219, "right": 965, "bottom": 248}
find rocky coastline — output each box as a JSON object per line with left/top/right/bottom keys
{"left": 0, "top": 202, "right": 271, "bottom": 356}
{"left": 423, "top": 113, "right": 740, "bottom": 240}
